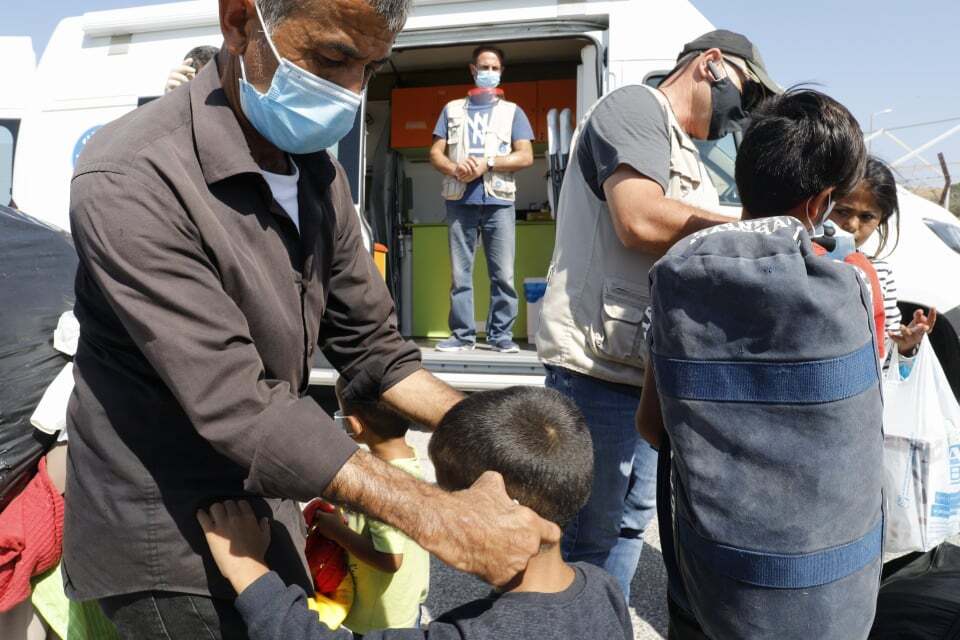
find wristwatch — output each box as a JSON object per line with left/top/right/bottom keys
{"left": 486, "top": 156, "right": 496, "bottom": 170}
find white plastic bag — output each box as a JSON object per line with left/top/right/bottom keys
{"left": 882, "top": 336, "right": 960, "bottom": 552}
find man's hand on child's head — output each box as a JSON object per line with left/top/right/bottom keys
{"left": 197, "top": 500, "right": 271, "bottom": 595}
{"left": 438, "top": 471, "right": 561, "bottom": 588}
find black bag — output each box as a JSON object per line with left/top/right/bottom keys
{"left": 0, "top": 205, "right": 76, "bottom": 510}
{"left": 870, "top": 543, "right": 960, "bottom": 639}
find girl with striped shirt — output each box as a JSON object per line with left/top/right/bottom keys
{"left": 830, "top": 157, "right": 936, "bottom": 370}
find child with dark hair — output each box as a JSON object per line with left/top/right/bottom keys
{"left": 734, "top": 88, "right": 867, "bottom": 225}
{"left": 829, "top": 156, "right": 936, "bottom": 366}
{"left": 196, "top": 387, "right": 634, "bottom": 640}
{"left": 640, "top": 89, "right": 880, "bottom": 448}
{"left": 429, "top": 386, "right": 592, "bottom": 529}
{"left": 637, "top": 88, "right": 887, "bottom": 639}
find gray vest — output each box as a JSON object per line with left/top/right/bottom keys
{"left": 651, "top": 217, "right": 884, "bottom": 640}
{"left": 441, "top": 97, "right": 518, "bottom": 202}
{"left": 536, "top": 85, "right": 718, "bottom": 386}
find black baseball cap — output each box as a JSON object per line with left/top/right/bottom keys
{"left": 679, "top": 29, "right": 781, "bottom": 97}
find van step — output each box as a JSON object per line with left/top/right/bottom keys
{"left": 310, "top": 341, "right": 546, "bottom": 390}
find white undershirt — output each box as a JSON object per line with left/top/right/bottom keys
{"left": 262, "top": 159, "right": 301, "bottom": 232}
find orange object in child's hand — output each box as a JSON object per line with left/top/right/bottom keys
{"left": 303, "top": 499, "right": 350, "bottom": 596}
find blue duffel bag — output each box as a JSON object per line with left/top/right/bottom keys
{"left": 650, "top": 216, "right": 884, "bottom": 640}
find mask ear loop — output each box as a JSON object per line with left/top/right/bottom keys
{"left": 251, "top": 1, "right": 284, "bottom": 65}
{"left": 804, "top": 196, "right": 815, "bottom": 234}
{"left": 239, "top": 2, "right": 282, "bottom": 84}
{"left": 805, "top": 192, "right": 835, "bottom": 234}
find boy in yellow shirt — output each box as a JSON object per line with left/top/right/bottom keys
{"left": 308, "top": 380, "right": 430, "bottom": 634}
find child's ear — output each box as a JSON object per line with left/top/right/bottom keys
{"left": 345, "top": 415, "right": 364, "bottom": 439}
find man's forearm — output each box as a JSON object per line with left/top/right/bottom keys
{"left": 382, "top": 369, "right": 463, "bottom": 430}
{"left": 489, "top": 150, "right": 533, "bottom": 172}
{"left": 324, "top": 449, "right": 558, "bottom": 588}
{"left": 637, "top": 198, "right": 733, "bottom": 256}
{"left": 325, "top": 449, "right": 446, "bottom": 556}
{"left": 430, "top": 146, "right": 458, "bottom": 177}
{"left": 604, "top": 166, "right": 735, "bottom": 257}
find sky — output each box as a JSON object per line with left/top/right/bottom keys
{"left": 4, "top": 0, "right": 959, "bottom": 187}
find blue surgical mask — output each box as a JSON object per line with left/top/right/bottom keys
{"left": 475, "top": 70, "right": 501, "bottom": 89}
{"left": 238, "top": 4, "right": 362, "bottom": 154}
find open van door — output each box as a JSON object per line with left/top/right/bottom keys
{"left": 331, "top": 103, "right": 374, "bottom": 251}
{"left": 307, "top": 17, "right": 610, "bottom": 390}
{"left": 0, "top": 37, "right": 35, "bottom": 207}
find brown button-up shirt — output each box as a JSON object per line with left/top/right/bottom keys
{"left": 64, "top": 58, "right": 421, "bottom": 600}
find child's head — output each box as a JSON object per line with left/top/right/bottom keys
{"left": 335, "top": 378, "right": 411, "bottom": 445}
{"left": 830, "top": 156, "right": 900, "bottom": 256}
{"left": 736, "top": 89, "right": 866, "bottom": 230}
{"left": 428, "top": 386, "right": 592, "bottom": 529}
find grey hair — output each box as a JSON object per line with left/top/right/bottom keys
{"left": 257, "top": 0, "right": 411, "bottom": 33}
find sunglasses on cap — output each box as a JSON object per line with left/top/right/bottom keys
{"left": 740, "top": 80, "right": 766, "bottom": 112}
{"left": 720, "top": 56, "right": 767, "bottom": 112}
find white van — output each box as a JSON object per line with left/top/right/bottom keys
{"left": 0, "top": 36, "right": 35, "bottom": 207}
{"left": 11, "top": 0, "right": 960, "bottom": 395}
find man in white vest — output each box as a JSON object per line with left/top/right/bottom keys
{"left": 536, "top": 30, "right": 780, "bottom": 601}
{"left": 429, "top": 46, "right": 535, "bottom": 353}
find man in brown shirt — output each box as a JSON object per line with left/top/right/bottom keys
{"left": 65, "top": 1, "right": 558, "bottom": 637}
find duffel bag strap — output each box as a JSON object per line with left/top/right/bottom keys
{"left": 677, "top": 517, "right": 883, "bottom": 589}
{"left": 657, "top": 435, "right": 692, "bottom": 610}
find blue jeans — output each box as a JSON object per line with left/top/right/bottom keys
{"left": 446, "top": 202, "right": 518, "bottom": 343}
{"left": 545, "top": 366, "right": 658, "bottom": 602}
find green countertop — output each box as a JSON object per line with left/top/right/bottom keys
{"left": 411, "top": 221, "right": 555, "bottom": 339}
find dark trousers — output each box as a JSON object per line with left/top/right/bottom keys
{"left": 99, "top": 591, "right": 250, "bottom": 640}
{"left": 667, "top": 595, "right": 710, "bottom": 640}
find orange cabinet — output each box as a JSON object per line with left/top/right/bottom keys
{"left": 536, "top": 79, "right": 577, "bottom": 142}
{"left": 501, "top": 81, "right": 539, "bottom": 141}
{"left": 390, "top": 78, "right": 577, "bottom": 149}
{"left": 390, "top": 87, "right": 437, "bottom": 149}
{"left": 391, "top": 84, "right": 473, "bottom": 149}
{"left": 434, "top": 84, "right": 474, "bottom": 112}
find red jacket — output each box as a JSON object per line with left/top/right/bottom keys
{"left": 813, "top": 244, "right": 886, "bottom": 359}
{"left": 0, "top": 457, "right": 64, "bottom": 612}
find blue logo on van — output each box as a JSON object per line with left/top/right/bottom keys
{"left": 73, "top": 126, "right": 102, "bottom": 168}
{"left": 950, "top": 444, "right": 960, "bottom": 485}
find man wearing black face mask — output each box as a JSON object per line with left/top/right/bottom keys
{"left": 536, "top": 30, "right": 780, "bottom": 602}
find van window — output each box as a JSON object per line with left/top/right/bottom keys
{"left": 643, "top": 73, "right": 740, "bottom": 206}
{"left": 0, "top": 120, "right": 18, "bottom": 207}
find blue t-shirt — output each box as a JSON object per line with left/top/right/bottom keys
{"left": 433, "top": 97, "right": 535, "bottom": 206}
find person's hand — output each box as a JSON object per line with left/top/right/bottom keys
{"left": 890, "top": 307, "right": 937, "bottom": 356}
{"left": 164, "top": 59, "right": 196, "bottom": 93}
{"left": 453, "top": 160, "right": 474, "bottom": 182}
{"left": 431, "top": 471, "right": 561, "bottom": 587}
{"left": 464, "top": 156, "right": 488, "bottom": 181}
{"left": 197, "top": 500, "right": 271, "bottom": 594}
{"left": 309, "top": 506, "right": 350, "bottom": 541}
